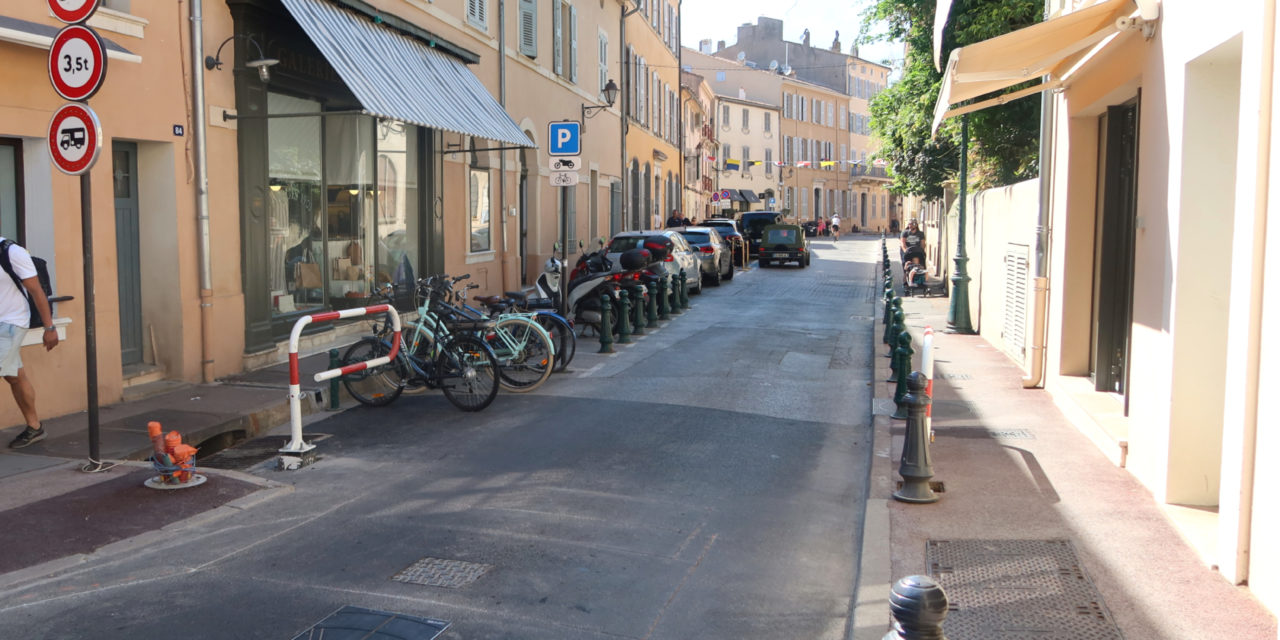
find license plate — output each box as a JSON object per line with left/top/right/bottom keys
{"left": 772, "top": 252, "right": 789, "bottom": 258}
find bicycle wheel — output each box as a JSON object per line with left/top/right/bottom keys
{"left": 436, "top": 335, "right": 500, "bottom": 411}
{"left": 490, "top": 316, "right": 555, "bottom": 392}
{"left": 535, "top": 312, "right": 576, "bottom": 372}
{"left": 341, "top": 337, "right": 405, "bottom": 407}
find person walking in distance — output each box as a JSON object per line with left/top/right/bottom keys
{"left": 2, "top": 238, "right": 59, "bottom": 448}
{"left": 829, "top": 213, "right": 842, "bottom": 242}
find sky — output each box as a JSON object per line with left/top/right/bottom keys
{"left": 679, "top": 0, "right": 903, "bottom": 71}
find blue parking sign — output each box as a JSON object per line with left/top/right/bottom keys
{"left": 548, "top": 121, "right": 581, "bottom": 156}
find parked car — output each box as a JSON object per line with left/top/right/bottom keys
{"left": 606, "top": 230, "right": 702, "bottom": 295}
{"left": 737, "top": 211, "right": 784, "bottom": 256}
{"left": 700, "top": 218, "right": 747, "bottom": 265}
{"left": 671, "top": 226, "right": 733, "bottom": 286}
{"left": 758, "top": 223, "right": 810, "bottom": 268}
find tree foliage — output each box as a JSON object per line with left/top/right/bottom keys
{"left": 860, "top": 0, "right": 1042, "bottom": 197}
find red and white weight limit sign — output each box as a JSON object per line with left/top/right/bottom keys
{"left": 48, "top": 24, "right": 107, "bottom": 102}
{"left": 49, "top": 0, "right": 101, "bottom": 24}
{"left": 47, "top": 103, "right": 102, "bottom": 176}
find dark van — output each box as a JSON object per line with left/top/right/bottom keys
{"left": 737, "top": 211, "right": 783, "bottom": 255}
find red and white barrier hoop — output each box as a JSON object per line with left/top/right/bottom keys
{"left": 922, "top": 326, "right": 934, "bottom": 435}
{"left": 280, "top": 304, "right": 401, "bottom": 462}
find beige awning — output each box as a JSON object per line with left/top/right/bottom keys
{"left": 931, "top": 0, "right": 1139, "bottom": 134}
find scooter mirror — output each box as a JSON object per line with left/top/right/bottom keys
{"left": 578, "top": 240, "right": 584, "bottom": 250}
{"left": 553, "top": 242, "right": 560, "bottom": 252}
{"left": 598, "top": 237, "right": 606, "bottom": 247}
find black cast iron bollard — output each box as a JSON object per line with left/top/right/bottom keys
{"left": 597, "top": 293, "right": 614, "bottom": 353}
{"left": 680, "top": 272, "right": 691, "bottom": 308}
{"left": 617, "top": 289, "right": 632, "bottom": 344}
{"left": 658, "top": 276, "right": 671, "bottom": 320}
{"left": 894, "top": 372, "right": 939, "bottom": 503}
{"left": 328, "top": 348, "right": 341, "bottom": 410}
{"left": 882, "top": 574, "right": 949, "bottom": 639}
{"left": 670, "top": 275, "right": 684, "bottom": 315}
{"left": 630, "top": 285, "right": 646, "bottom": 336}
{"left": 892, "top": 331, "right": 915, "bottom": 419}
{"left": 646, "top": 282, "right": 658, "bottom": 328}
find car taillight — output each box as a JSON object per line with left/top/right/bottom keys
{"left": 664, "top": 254, "right": 674, "bottom": 261}
{"left": 699, "top": 246, "right": 714, "bottom": 254}
{"left": 610, "top": 273, "right": 622, "bottom": 281}
{"left": 798, "top": 247, "right": 806, "bottom": 252}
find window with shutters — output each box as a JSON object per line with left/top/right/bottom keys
{"left": 637, "top": 58, "right": 646, "bottom": 123}
{"left": 518, "top": 0, "right": 537, "bottom": 57}
{"left": 764, "top": 112, "right": 771, "bottom": 132}
{"left": 765, "top": 148, "right": 773, "bottom": 176}
{"left": 652, "top": 73, "right": 660, "bottom": 130}
{"left": 783, "top": 94, "right": 792, "bottom": 118}
{"left": 551, "top": 1, "right": 576, "bottom": 82}
{"left": 742, "top": 147, "right": 750, "bottom": 171}
{"left": 827, "top": 104, "right": 834, "bottom": 128}
{"left": 839, "top": 106, "right": 846, "bottom": 129}
{"left": 598, "top": 32, "right": 608, "bottom": 98}
{"left": 552, "top": 1, "right": 562, "bottom": 75}
{"left": 721, "top": 104, "right": 729, "bottom": 128}
{"left": 568, "top": 4, "right": 577, "bottom": 83}
{"left": 742, "top": 108, "right": 749, "bottom": 131}
{"left": 466, "top": 0, "right": 488, "bottom": 30}
{"left": 722, "top": 145, "right": 731, "bottom": 169}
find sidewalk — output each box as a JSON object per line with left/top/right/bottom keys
{"left": 0, "top": 351, "right": 335, "bottom": 583}
{"left": 858, "top": 255, "right": 1277, "bottom": 639}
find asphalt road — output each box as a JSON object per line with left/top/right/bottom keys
{"left": 0, "top": 236, "right": 880, "bottom": 640}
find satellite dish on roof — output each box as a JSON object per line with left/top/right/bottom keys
{"left": 736, "top": 51, "right": 746, "bottom": 62}
{"left": 769, "top": 60, "right": 779, "bottom": 71}
{"left": 781, "top": 64, "right": 792, "bottom": 75}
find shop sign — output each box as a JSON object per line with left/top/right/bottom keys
{"left": 48, "top": 25, "right": 107, "bottom": 101}
{"left": 47, "top": 102, "right": 102, "bottom": 175}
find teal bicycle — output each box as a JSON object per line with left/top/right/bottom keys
{"left": 341, "top": 276, "right": 500, "bottom": 411}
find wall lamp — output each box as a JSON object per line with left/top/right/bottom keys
{"left": 205, "top": 34, "right": 279, "bottom": 83}
{"left": 580, "top": 79, "right": 619, "bottom": 130}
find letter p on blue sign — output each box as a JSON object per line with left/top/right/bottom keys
{"left": 548, "top": 122, "right": 581, "bottom": 156}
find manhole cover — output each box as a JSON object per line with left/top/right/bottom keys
{"left": 927, "top": 539, "right": 1122, "bottom": 640}
{"left": 293, "top": 605, "right": 449, "bottom": 640}
{"left": 393, "top": 557, "right": 492, "bottom": 589}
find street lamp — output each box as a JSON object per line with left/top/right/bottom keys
{"left": 205, "top": 34, "right": 279, "bottom": 83}
{"left": 581, "top": 79, "right": 620, "bottom": 131}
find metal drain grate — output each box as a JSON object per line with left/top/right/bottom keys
{"left": 987, "top": 429, "right": 1035, "bottom": 440}
{"left": 393, "top": 557, "right": 493, "bottom": 589}
{"left": 927, "top": 539, "right": 1122, "bottom": 640}
{"left": 939, "top": 372, "right": 973, "bottom": 380}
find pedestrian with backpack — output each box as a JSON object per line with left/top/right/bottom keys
{"left": 1, "top": 237, "right": 59, "bottom": 449}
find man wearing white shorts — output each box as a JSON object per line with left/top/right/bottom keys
{"left": 1, "top": 239, "right": 59, "bottom": 449}
{"left": 830, "top": 214, "right": 842, "bottom": 242}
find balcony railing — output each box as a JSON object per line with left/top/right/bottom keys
{"left": 850, "top": 165, "right": 891, "bottom": 180}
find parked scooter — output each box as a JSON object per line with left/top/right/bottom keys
{"left": 537, "top": 240, "right": 650, "bottom": 334}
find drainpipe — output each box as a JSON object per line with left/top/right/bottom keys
{"left": 677, "top": 0, "right": 683, "bottom": 222}
{"left": 499, "top": 0, "right": 508, "bottom": 291}
{"left": 1022, "top": 4, "right": 1055, "bottom": 389}
{"left": 620, "top": 3, "right": 633, "bottom": 230}
{"left": 190, "top": 0, "right": 215, "bottom": 383}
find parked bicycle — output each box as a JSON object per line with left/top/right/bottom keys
{"left": 430, "top": 275, "right": 557, "bottom": 393}
{"left": 341, "top": 277, "right": 500, "bottom": 411}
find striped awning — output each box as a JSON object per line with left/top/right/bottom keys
{"left": 279, "top": 0, "right": 533, "bottom": 148}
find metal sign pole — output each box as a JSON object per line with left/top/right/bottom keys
{"left": 81, "top": 172, "right": 99, "bottom": 464}
{"left": 559, "top": 185, "right": 569, "bottom": 318}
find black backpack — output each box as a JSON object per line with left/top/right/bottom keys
{"left": 0, "top": 239, "right": 53, "bottom": 329}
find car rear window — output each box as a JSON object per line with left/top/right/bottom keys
{"left": 765, "top": 228, "right": 798, "bottom": 244}
{"left": 607, "top": 236, "right": 645, "bottom": 252}
{"left": 680, "top": 231, "right": 711, "bottom": 244}
{"left": 742, "top": 215, "right": 778, "bottom": 234}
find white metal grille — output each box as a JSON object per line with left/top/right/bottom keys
{"left": 1003, "top": 244, "right": 1029, "bottom": 359}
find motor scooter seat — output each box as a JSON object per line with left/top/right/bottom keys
{"left": 504, "top": 291, "right": 529, "bottom": 305}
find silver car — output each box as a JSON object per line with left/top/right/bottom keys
{"left": 671, "top": 226, "right": 733, "bottom": 286}
{"left": 606, "top": 230, "right": 703, "bottom": 295}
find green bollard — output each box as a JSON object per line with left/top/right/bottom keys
{"left": 893, "top": 373, "right": 940, "bottom": 504}
{"left": 646, "top": 282, "right": 658, "bottom": 328}
{"left": 328, "top": 348, "right": 341, "bottom": 410}
{"left": 597, "top": 293, "right": 614, "bottom": 354}
{"left": 885, "top": 299, "right": 902, "bottom": 347}
{"left": 670, "top": 275, "right": 684, "bottom": 315}
{"left": 617, "top": 289, "right": 632, "bottom": 344}
{"left": 892, "top": 330, "right": 914, "bottom": 420}
{"left": 658, "top": 276, "right": 671, "bottom": 320}
{"left": 680, "top": 272, "right": 691, "bottom": 308}
{"left": 630, "top": 285, "right": 646, "bottom": 335}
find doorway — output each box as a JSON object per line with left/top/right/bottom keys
{"left": 1090, "top": 101, "right": 1139, "bottom": 397}
{"left": 112, "top": 141, "right": 143, "bottom": 369}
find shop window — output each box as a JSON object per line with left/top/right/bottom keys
{"left": 469, "top": 168, "right": 492, "bottom": 253}
{"left": 0, "top": 139, "right": 24, "bottom": 244}
{"left": 268, "top": 94, "right": 324, "bottom": 318}
{"left": 324, "top": 114, "right": 376, "bottom": 308}
{"left": 375, "top": 121, "right": 420, "bottom": 297}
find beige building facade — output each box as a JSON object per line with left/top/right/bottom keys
{"left": 714, "top": 95, "right": 779, "bottom": 215}
{"left": 932, "top": 0, "right": 1280, "bottom": 616}
{"left": 680, "top": 72, "right": 717, "bottom": 221}
{"left": 623, "top": 0, "right": 681, "bottom": 231}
